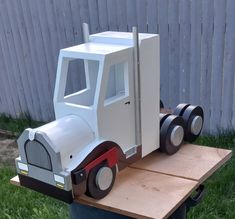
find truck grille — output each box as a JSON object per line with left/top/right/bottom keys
{"left": 25, "top": 140, "right": 52, "bottom": 171}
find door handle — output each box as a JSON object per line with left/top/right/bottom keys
{"left": 125, "top": 101, "right": 130, "bottom": 105}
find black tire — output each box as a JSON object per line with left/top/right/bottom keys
{"left": 181, "top": 105, "right": 204, "bottom": 142}
{"left": 86, "top": 162, "right": 116, "bottom": 199}
{"left": 160, "top": 114, "right": 185, "bottom": 155}
{"left": 173, "top": 104, "right": 204, "bottom": 142}
{"left": 173, "top": 103, "right": 190, "bottom": 116}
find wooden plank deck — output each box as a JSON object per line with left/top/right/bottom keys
{"left": 11, "top": 144, "right": 232, "bottom": 219}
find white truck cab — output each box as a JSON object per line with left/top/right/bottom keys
{"left": 15, "top": 27, "right": 203, "bottom": 203}
{"left": 54, "top": 31, "right": 160, "bottom": 158}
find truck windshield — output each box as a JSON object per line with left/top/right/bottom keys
{"left": 64, "top": 59, "right": 99, "bottom": 107}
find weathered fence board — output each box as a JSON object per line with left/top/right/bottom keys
{"left": 168, "top": 0, "right": 180, "bottom": 107}
{"left": 200, "top": 0, "right": 214, "bottom": 132}
{"left": 210, "top": 0, "right": 226, "bottom": 133}
{"left": 158, "top": 0, "right": 169, "bottom": 107}
{"left": 179, "top": 0, "right": 190, "bottom": 103}
{"left": 221, "top": 0, "right": 235, "bottom": 130}
{"left": 190, "top": 0, "right": 202, "bottom": 106}
{"left": 0, "top": 0, "right": 235, "bottom": 134}
{"left": 146, "top": 0, "right": 158, "bottom": 33}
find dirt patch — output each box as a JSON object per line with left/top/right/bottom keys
{"left": 0, "top": 134, "right": 18, "bottom": 165}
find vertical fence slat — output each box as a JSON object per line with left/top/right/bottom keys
{"left": 97, "top": 0, "right": 108, "bottom": 31}
{"left": 0, "top": 56, "right": 9, "bottom": 114}
{"left": 136, "top": 0, "right": 147, "bottom": 33}
{"left": 221, "top": 0, "right": 235, "bottom": 130}
{"left": 88, "top": 0, "right": 100, "bottom": 33}
{"left": 0, "top": 0, "right": 235, "bottom": 133}
{"left": 78, "top": 0, "right": 90, "bottom": 25}
{"left": 0, "top": 1, "right": 26, "bottom": 117}
{"left": 116, "top": 0, "right": 128, "bottom": 31}
{"left": 0, "top": 16, "right": 15, "bottom": 116}
{"left": 158, "top": 0, "right": 169, "bottom": 107}
{"left": 147, "top": 0, "right": 158, "bottom": 33}
{"left": 6, "top": 0, "right": 41, "bottom": 120}
{"left": 21, "top": 0, "right": 52, "bottom": 120}
{"left": 190, "top": 0, "right": 202, "bottom": 106}
{"left": 200, "top": 0, "right": 214, "bottom": 133}
{"left": 36, "top": 0, "right": 58, "bottom": 104}
{"left": 179, "top": 0, "right": 190, "bottom": 103}
{"left": 210, "top": 0, "right": 226, "bottom": 133}
{"left": 29, "top": 0, "right": 54, "bottom": 119}
{"left": 107, "top": 0, "right": 118, "bottom": 31}
{"left": 70, "top": 0, "right": 83, "bottom": 44}
{"left": 52, "top": 0, "right": 73, "bottom": 96}
{"left": 168, "top": 0, "right": 180, "bottom": 107}
{"left": 60, "top": 0, "right": 81, "bottom": 93}
{"left": 126, "top": 0, "right": 137, "bottom": 31}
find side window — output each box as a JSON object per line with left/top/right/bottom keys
{"left": 105, "top": 62, "right": 127, "bottom": 104}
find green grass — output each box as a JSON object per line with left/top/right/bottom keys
{"left": 188, "top": 133, "right": 235, "bottom": 219}
{"left": 0, "top": 114, "right": 44, "bottom": 136}
{"left": 0, "top": 166, "right": 68, "bottom": 219}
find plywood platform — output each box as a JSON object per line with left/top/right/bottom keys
{"left": 11, "top": 144, "right": 232, "bottom": 219}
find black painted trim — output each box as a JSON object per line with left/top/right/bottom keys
{"left": 19, "top": 174, "right": 73, "bottom": 204}
{"left": 72, "top": 168, "right": 87, "bottom": 185}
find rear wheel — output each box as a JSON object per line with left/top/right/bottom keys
{"left": 173, "top": 104, "right": 204, "bottom": 142}
{"left": 86, "top": 163, "right": 116, "bottom": 199}
{"left": 160, "top": 113, "right": 185, "bottom": 155}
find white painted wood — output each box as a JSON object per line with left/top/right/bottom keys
{"left": 53, "top": 31, "right": 159, "bottom": 158}
{"left": 97, "top": 48, "right": 136, "bottom": 153}
{"left": 139, "top": 35, "right": 160, "bottom": 156}
{"left": 34, "top": 115, "right": 94, "bottom": 169}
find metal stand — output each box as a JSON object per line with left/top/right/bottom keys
{"left": 69, "top": 185, "right": 205, "bottom": 219}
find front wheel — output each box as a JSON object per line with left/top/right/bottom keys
{"left": 86, "top": 163, "right": 116, "bottom": 199}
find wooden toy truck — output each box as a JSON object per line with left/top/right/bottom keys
{"left": 15, "top": 25, "right": 204, "bottom": 203}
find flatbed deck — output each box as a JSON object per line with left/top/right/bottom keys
{"left": 11, "top": 144, "right": 232, "bottom": 219}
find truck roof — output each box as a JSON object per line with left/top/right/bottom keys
{"left": 90, "top": 31, "right": 158, "bottom": 45}
{"left": 60, "top": 42, "right": 132, "bottom": 60}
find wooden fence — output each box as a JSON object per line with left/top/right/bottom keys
{"left": 0, "top": 0, "right": 235, "bottom": 134}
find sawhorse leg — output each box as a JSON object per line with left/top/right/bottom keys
{"left": 69, "top": 185, "right": 204, "bottom": 219}
{"left": 169, "top": 185, "right": 205, "bottom": 219}
{"left": 69, "top": 202, "right": 134, "bottom": 219}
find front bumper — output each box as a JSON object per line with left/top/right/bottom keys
{"left": 19, "top": 174, "right": 73, "bottom": 203}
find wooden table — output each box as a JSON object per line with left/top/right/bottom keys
{"left": 11, "top": 144, "right": 232, "bottom": 219}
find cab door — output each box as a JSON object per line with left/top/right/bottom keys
{"left": 97, "top": 51, "right": 136, "bottom": 153}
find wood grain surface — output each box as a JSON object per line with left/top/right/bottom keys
{"left": 10, "top": 144, "right": 232, "bottom": 219}
{"left": 131, "top": 144, "right": 232, "bottom": 183}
